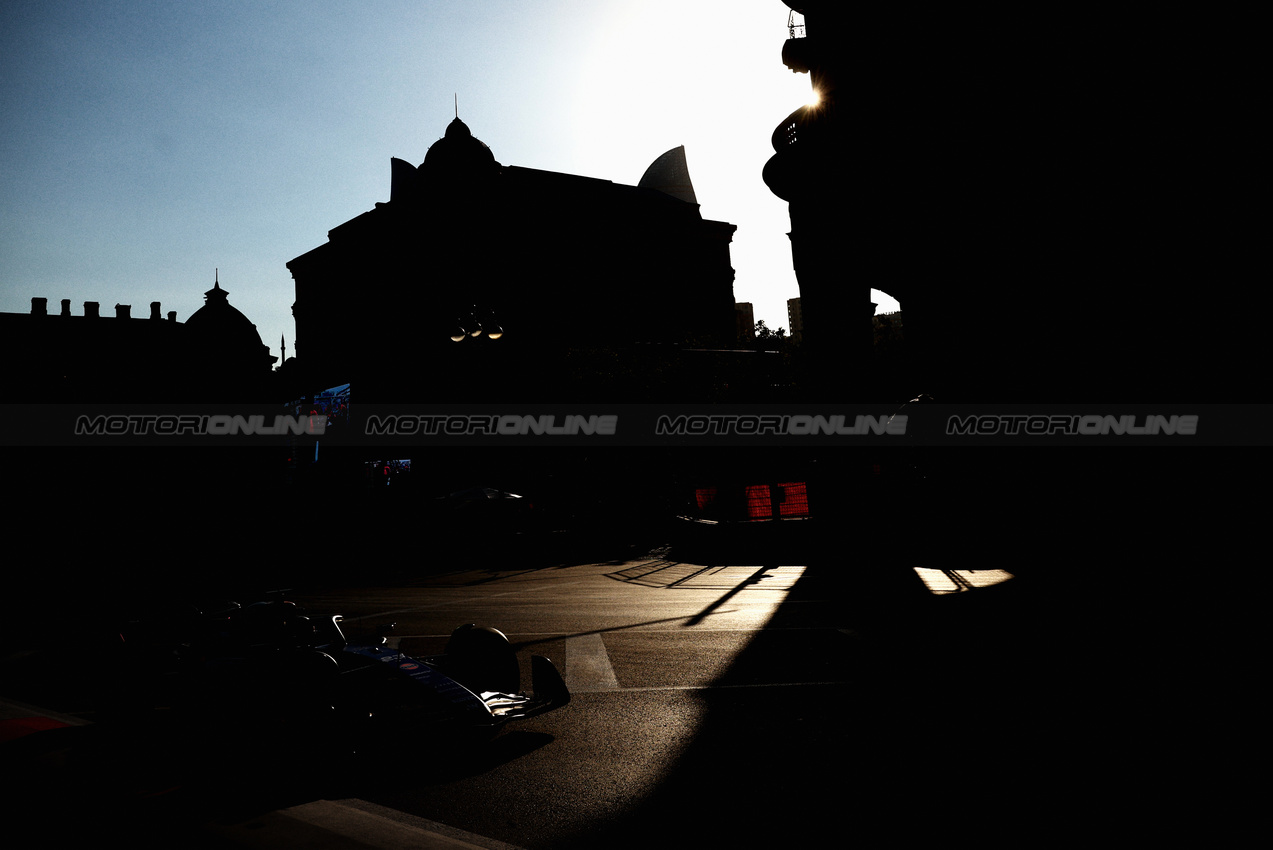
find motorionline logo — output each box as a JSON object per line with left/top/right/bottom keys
{"left": 946, "top": 414, "right": 1198, "bottom": 436}
{"left": 655, "top": 414, "right": 907, "bottom": 436}
{"left": 364, "top": 414, "right": 618, "bottom": 436}
{"left": 74, "top": 414, "right": 327, "bottom": 436}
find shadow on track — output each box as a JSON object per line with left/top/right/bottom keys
{"left": 549, "top": 452, "right": 1221, "bottom": 848}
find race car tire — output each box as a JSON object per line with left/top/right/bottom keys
{"left": 445, "top": 624, "right": 520, "bottom": 695}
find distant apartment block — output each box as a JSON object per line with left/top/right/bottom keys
{"left": 735, "top": 302, "right": 755, "bottom": 342}
{"left": 787, "top": 297, "right": 803, "bottom": 344}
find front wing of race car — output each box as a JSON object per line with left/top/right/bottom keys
{"left": 481, "top": 655, "right": 571, "bottom": 721}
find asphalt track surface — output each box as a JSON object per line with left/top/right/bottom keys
{"left": 0, "top": 488, "right": 1247, "bottom": 850}
{"left": 0, "top": 447, "right": 1252, "bottom": 850}
{"left": 1, "top": 558, "right": 1011, "bottom": 848}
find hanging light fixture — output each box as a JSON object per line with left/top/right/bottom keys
{"left": 449, "top": 305, "right": 503, "bottom": 341}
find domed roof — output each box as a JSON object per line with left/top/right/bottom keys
{"left": 638, "top": 146, "right": 698, "bottom": 204}
{"left": 184, "top": 279, "right": 266, "bottom": 350}
{"left": 422, "top": 118, "right": 497, "bottom": 173}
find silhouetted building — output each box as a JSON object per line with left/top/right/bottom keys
{"left": 786, "top": 297, "right": 802, "bottom": 345}
{"left": 2, "top": 276, "right": 277, "bottom": 402}
{"left": 287, "top": 118, "right": 738, "bottom": 402}
{"left": 735, "top": 302, "right": 755, "bottom": 343}
{"left": 763, "top": 5, "right": 859, "bottom": 398}
{"left": 762, "top": 6, "right": 1235, "bottom": 402}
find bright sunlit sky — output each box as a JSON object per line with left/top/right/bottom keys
{"left": 0, "top": 0, "right": 899, "bottom": 364}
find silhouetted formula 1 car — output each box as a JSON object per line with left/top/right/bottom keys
{"left": 110, "top": 595, "right": 569, "bottom": 757}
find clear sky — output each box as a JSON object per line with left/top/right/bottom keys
{"left": 1, "top": 0, "right": 898, "bottom": 365}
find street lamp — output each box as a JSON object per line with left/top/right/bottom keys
{"left": 451, "top": 305, "right": 503, "bottom": 342}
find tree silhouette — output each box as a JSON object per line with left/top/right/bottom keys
{"left": 753, "top": 320, "right": 790, "bottom": 348}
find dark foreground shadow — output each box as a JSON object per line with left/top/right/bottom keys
{"left": 548, "top": 453, "right": 1226, "bottom": 848}
{"left": 1, "top": 704, "right": 556, "bottom": 847}
{"left": 2, "top": 446, "right": 1239, "bottom": 847}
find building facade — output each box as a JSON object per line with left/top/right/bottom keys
{"left": 786, "top": 297, "right": 803, "bottom": 346}
{"left": 287, "top": 119, "right": 738, "bottom": 403}
{"left": 3, "top": 277, "right": 277, "bottom": 402}
{"left": 735, "top": 302, "right": 755, "bottom": 344}
{"left": 762, "top": 5, "right": 1227, "bottom": 402}
{"left": 763, "top": 5, "right": 861, "bottom": 398}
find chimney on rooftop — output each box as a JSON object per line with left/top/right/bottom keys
{"left": 61, "top": 299, "right": 71, "bottom": 317}
{"left": 115, "top": 304, "right": 131, "bottom": 320}
{"left": 31, "top": 297, "right": 47, "bottom": 315}
{"left": 85, "top": 302, "right": 99, "bottom": 318}
{"left": 150, "top": 301, "right": 161, "bottom": 320}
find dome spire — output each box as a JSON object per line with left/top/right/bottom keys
{"left": 204, "top": 268, "right": 229, "bottom": 303}
{"left": 421, "top": 106, "right": 497, "bottom": 179}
